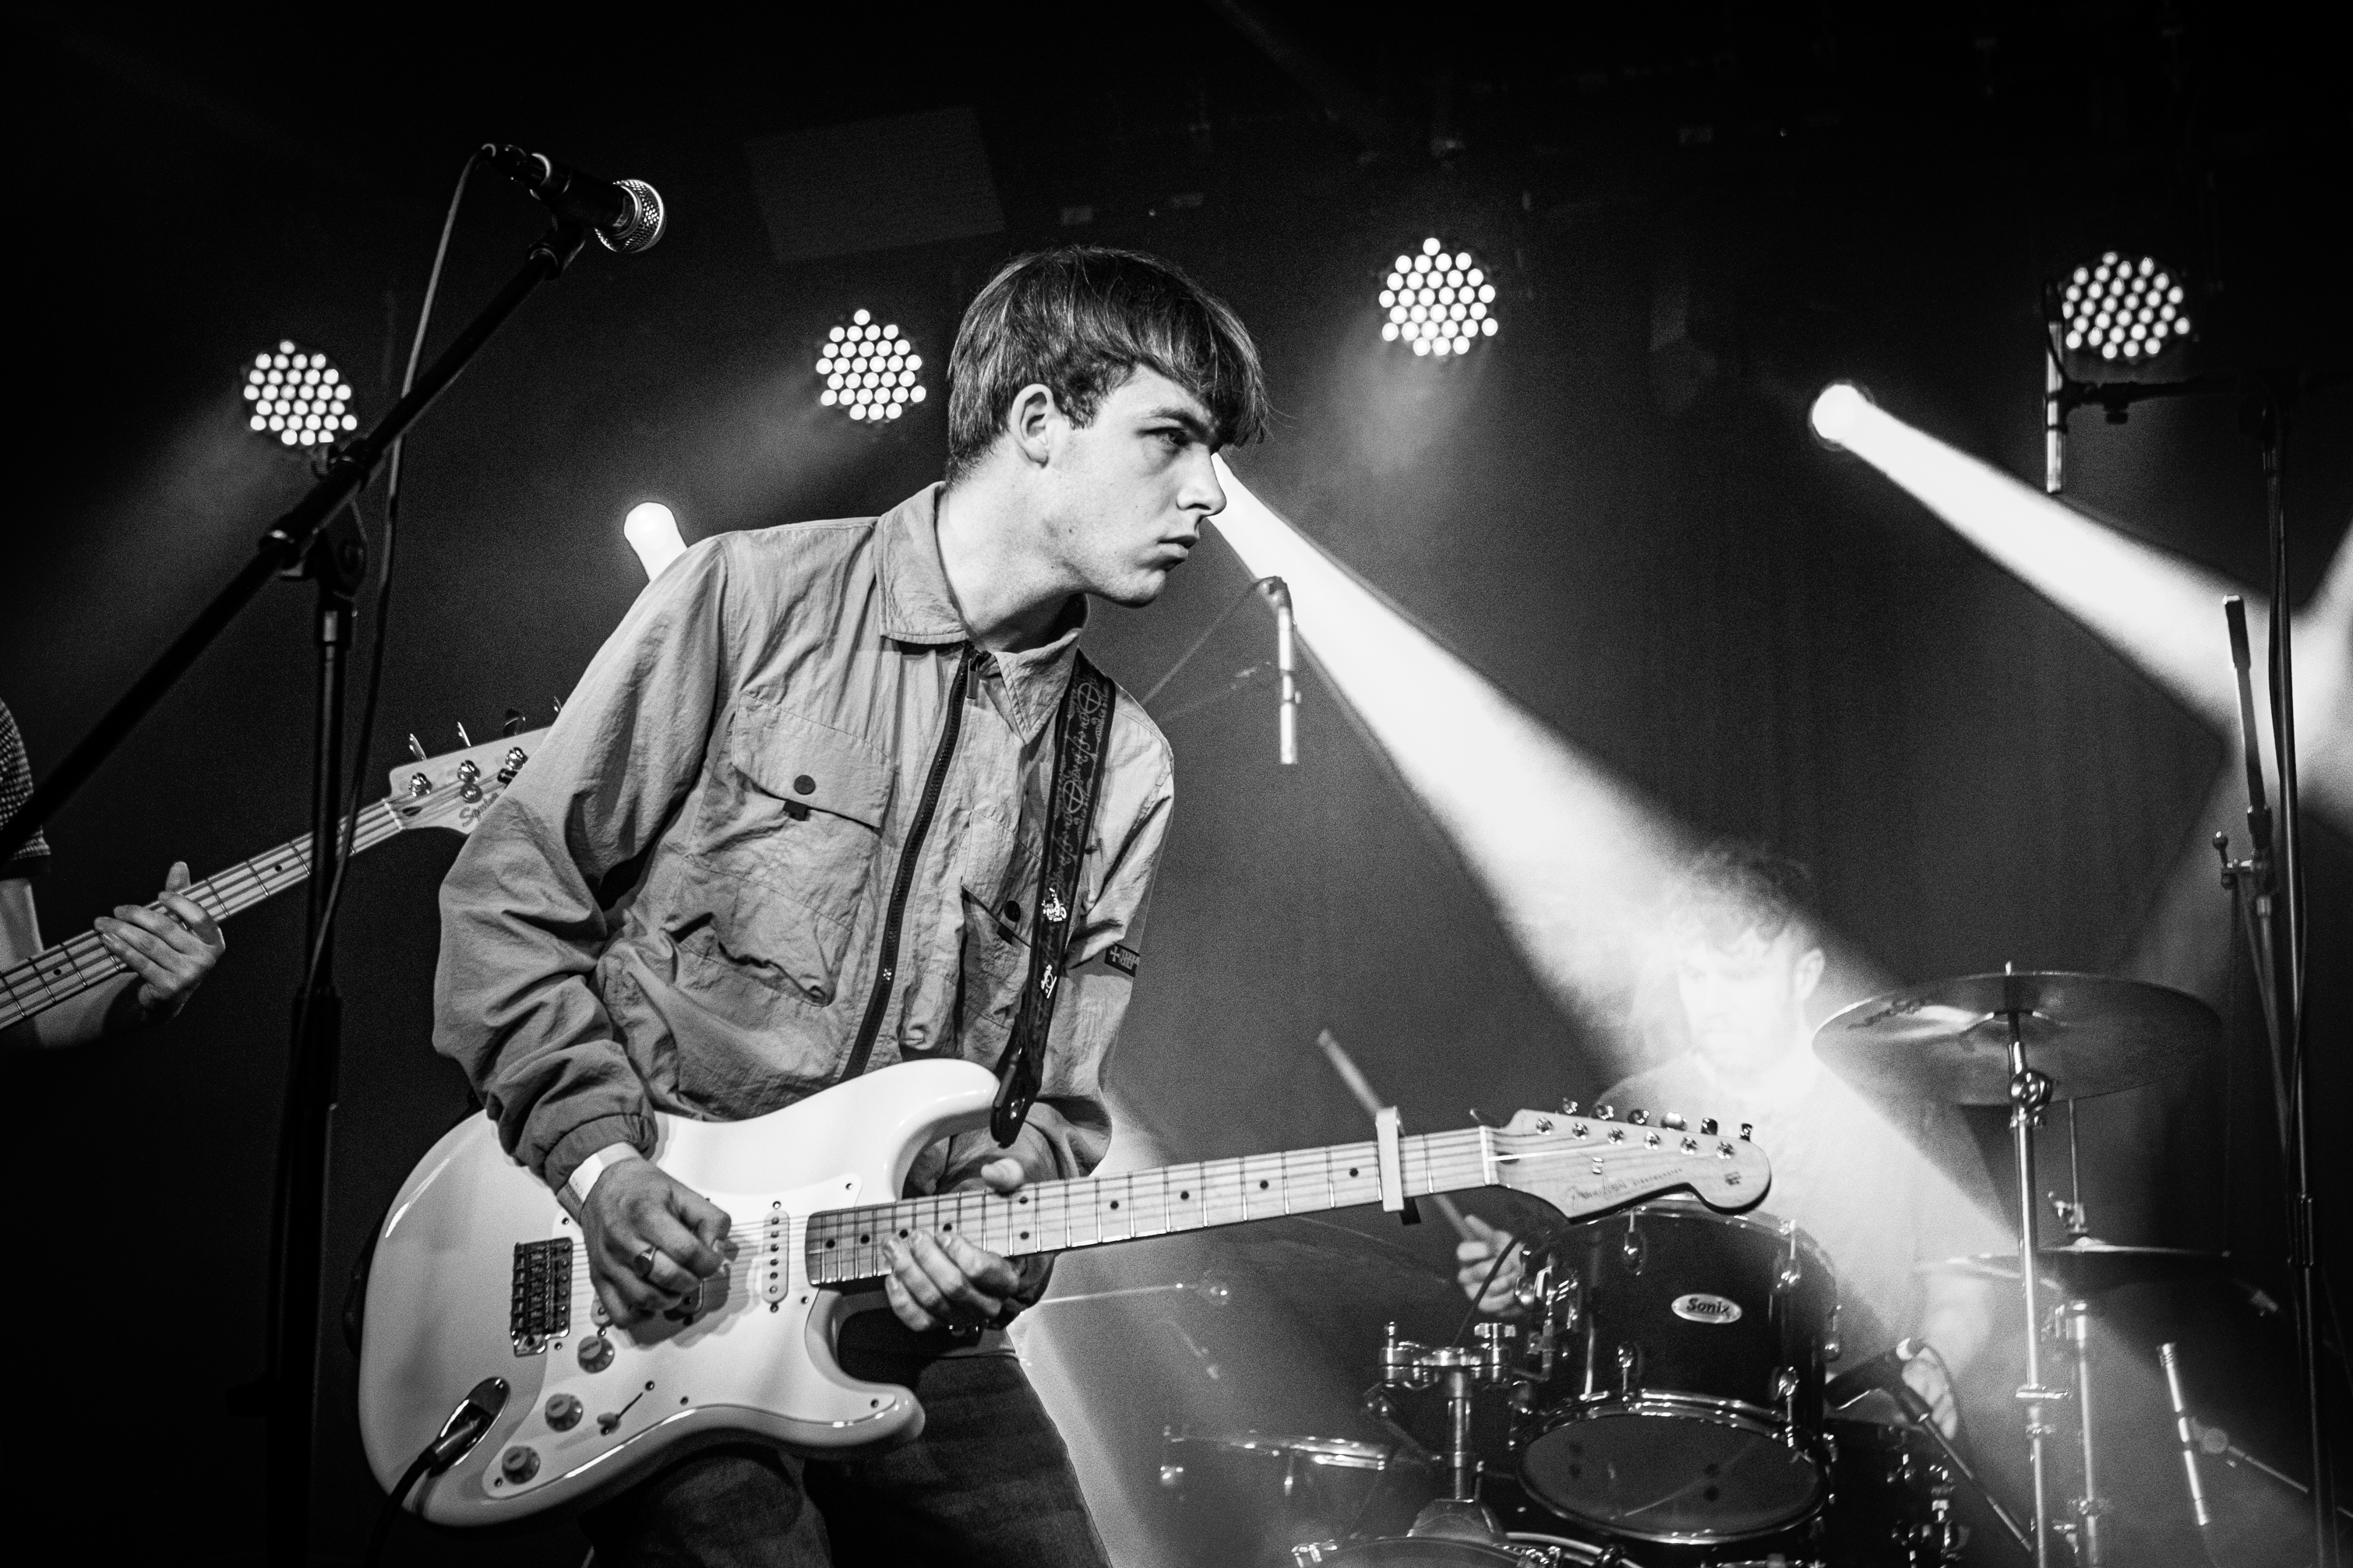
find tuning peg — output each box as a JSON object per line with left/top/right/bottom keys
{"left": 1661, "top": 1111, "right": 1687, "bottom": 1131}
{"left": 406, "top": 734, "right": 427, "bottom": 763}
{"left": 456, "top": 722, "right": 473, "bottom": 747}
{"left": 552, "top": 696, "right": 564, "bottom": 716}
{"left": 1559, "top": 1099, "right": 1581, "bottom": 1116}
{"left": 1626, "top": 1108, "right": 1649, "bottom": 1127}
{"left": 1593, "top": 1104, "right": 1614, "bottom": 1122}
{"left": 503, "top": 707, "right": 528, "bottom": 737}
{"left": 1740, "top": 1122, "right": 1754, "bottom": 1142}
{"left": 1699, "top": 1118, "right": 1718, "bottom": 1136}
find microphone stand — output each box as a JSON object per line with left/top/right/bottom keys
{"left": 0, "top": 212, "right": 591, "bottom": 1567}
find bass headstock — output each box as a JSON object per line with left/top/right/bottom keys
{"left": 386, "top": 728, "right": 550, "bottom": 837}
{"left": 1488, "top": 1105, "right": 1769, "bottom": 1223}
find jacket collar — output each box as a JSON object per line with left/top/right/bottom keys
{"left": 877, "top": 484, "right": 1089, "bottom": 745}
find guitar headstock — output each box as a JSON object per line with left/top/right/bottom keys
{"left": 385, "top": 728, "right": 551, "bottom": 836}
{"left": 1489, "top": 1105, "right": 1769, "bottom": 1223}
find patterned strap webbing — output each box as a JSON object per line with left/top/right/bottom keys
{"left": 990, "top": 650, "right": 1117, "bottom": 1146}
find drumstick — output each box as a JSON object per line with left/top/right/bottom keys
{"left": 1315, "top": 1028, "right": 1476, "bottom": 1241}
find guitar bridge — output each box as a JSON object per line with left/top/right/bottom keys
{"left": 510, "top": 1239, "right": 573, "bottom": 1355}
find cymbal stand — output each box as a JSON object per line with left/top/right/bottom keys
{"left": 2048, "top": 1103, "right": 2105, "bottom": 1566}
{"left": 2003, "top": 977, "right": 2064, "bottom": 1568}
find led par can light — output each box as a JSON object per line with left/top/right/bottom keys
{"left": 817, "top": 309, "right": 928, "bottom": 424}
{"left": 1378, "top": 237, "right": 1499, "bottom": 358}
{"left": 244, "top": 340, "right": 358, "bottom": 449}
{"left": 2051, "top": 252, "right": 2193, "bottom": 377}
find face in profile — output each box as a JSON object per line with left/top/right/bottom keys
{"left": 1670, "top": 917, "right": 1824, "bottom": 1080}
{"left": 1037, "top": 368, "right": 1228, "bottom": 608}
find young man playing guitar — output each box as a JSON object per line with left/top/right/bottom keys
{"left": 433, "top": 247, "right": 1267, "bottom": 1566}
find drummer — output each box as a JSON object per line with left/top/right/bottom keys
{"left": 1457, "top": 842, "right": 2006, "bottom": 1436}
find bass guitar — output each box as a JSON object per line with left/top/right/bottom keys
{"left": 0, "top": 726, "right": 546, "bottom": 1032}
{"left": 358, "top": 1059, "right": 1769, "bottom": 1524}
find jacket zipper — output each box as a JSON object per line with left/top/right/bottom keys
{"left": 840, "top": 645, "right": 975, "bottom": 1081}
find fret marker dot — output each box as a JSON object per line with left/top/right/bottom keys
{"left": 1349, "top": 1168, "right": 1360, "bottom": 1177}
{"left": 1258, "top": 1180, "right": 1269, "bottom": 1189}
{"left": 1109, "top": 1200, "right": 1120, "bottom": 1210}
{"left": 859, "top": 1234, "right": 871, "bottom": 1244}
{"left": 1180, "top": 1191, "right": 1191, "bottom": 1200}
{"left": 897, "top": 1229, "right": 909, "bottom": 1239}
{"left": 1018, "top": 1196, "right": 1028, "bottom": 1205}
{"left": 1020, "top": 1231, "right": 1030, "bottom": 1240}
{"left": 823, "top": 1239, "right": 835, "bottom": 1249}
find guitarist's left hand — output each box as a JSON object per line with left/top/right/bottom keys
{"left": 884, "top": 1157, "right": 1053, "bottom": 1333}
{"left": 94, "top": 862, "right": 225, "bottom": 1018}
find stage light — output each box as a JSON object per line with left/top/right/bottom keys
{"left": 1809, "top": 383, "right": 2353, "bottom": 829}
{"left": 817, "top": 308, "right": 927, "bottom": 423}
{"left": 2051, "top": 252, "right": 2191, "bottom": 369}
{"left": 623, "top": 501, "right": 686, "bottom": 580}
{"left": 1808, "top": 381, "right": 1871, "bottom": 444}
{"left": 244, "top": 340, "right": 358, "bottom": 448}
{"left": 1377, "top": 237, "right": 1498, "bottom": 358}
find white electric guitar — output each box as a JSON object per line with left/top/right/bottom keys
{"left": 359, "top": 1060, "right": 1769, "bottom": 1524}
{"left": 0, "top": 726, "right": 547, "bottom": 1032}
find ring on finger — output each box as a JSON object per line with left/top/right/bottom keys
{"left": 632, "top": 1244, "right": 661, "bottom": 1281}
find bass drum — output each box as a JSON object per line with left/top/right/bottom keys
{"left": 1159, "top": 1431, "right": 1440, "bottom": 1566}
{"left": 1514, "top": 1201, "right": 1838, "bottom": 1545}
{"left": 1293, "top": 1532, "right": 1647, "bottom": 1566}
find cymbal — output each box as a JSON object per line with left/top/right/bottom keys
{"left": 1918, "top": 1238, "right": 2228, "bottom": 1295}
{"left": 1815, "top": 971, "right": 2217, "bottom": 1104}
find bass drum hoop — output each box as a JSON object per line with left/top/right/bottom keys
{"left": 1517, "top": 1392, "right": 1829, "bottom": 1545}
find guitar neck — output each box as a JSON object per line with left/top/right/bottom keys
{"left": 0, "top": 799, "right": 407, "bottom": 1031}
{"left": 804, "top": 1127, "right": 1494, "bottom": 1286}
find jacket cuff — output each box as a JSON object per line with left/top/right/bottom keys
{"left": 543, "top": 1112, "right": 655, "bottom": 1196}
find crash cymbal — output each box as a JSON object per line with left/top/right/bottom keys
{"left": 1815, "top": 971, "right": 2217, "bottom": 1104}
{"left": 1918, "top": 1238, "right": 2228, "bottom": 1295}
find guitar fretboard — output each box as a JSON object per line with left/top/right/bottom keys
{"left": 0, "top": 800, "right": 405, "bottom": 1031}
{"left": 803, "top": 1127, "right": 1497, "bottom": 1286}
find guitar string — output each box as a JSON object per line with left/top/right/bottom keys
{"left": 0, "top": 801, "right": 411, "bottom": 1020}
{"left": 519, "top": 1130, "right": 1745, "bottom": 1311}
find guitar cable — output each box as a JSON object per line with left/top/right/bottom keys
{"left": 364, "top": 1376, "right": 510, "bottom": 1568}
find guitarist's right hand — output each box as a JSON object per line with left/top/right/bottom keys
{"left": 580, "top": 1158, "right": 736, "bottom": 1327}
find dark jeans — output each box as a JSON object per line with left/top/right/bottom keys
{"left": 579, "top": 1315, "right": 1111, "bottom": 1568}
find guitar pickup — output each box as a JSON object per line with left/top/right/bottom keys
{"left": 510, "top": 1239, "right": 573, "bottom": 1355}
{"left": 761, "top": 1207, "right": 789, "bottom": 1305}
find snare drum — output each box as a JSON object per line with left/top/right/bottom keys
{"left": 1513, "top": 1201, "right": 1839, "bottom": 1545}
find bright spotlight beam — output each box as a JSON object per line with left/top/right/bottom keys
{"left": 1211, "top": 456, "right": 1690, "bottom": 1045}
{"left": 623, "top": 501, "right": 686, "bottom": 580}
{"left": 1809, "top": 383, "right": 2351, "bottom": 828}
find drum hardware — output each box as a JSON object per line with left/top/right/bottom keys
{"left": 1818, "top": 968, "right": 2221, "bottom": 1568}
{"left": 1378, "top": 1320, "right": 1529, "bottom": 1544}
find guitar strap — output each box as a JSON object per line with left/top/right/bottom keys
{"left": 990, "top": 648, "right": 1117, "bottom": 1146}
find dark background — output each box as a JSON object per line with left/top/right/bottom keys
{"left": 3, "top": 3, "right": 2346, "bottom": 1563}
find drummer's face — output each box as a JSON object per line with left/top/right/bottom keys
{"left": 1673, "top": 924, "right": 1823, "bottom": 1074}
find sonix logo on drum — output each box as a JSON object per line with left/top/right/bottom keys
{"left": 1670, "top": 1292, "right": 1743, "bottom": 1324}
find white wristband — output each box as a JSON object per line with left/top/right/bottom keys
{"left": 566, "top": 1143, "right": 644, "bottom": 1206}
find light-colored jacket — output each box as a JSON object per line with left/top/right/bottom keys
{"left": 433, "top": 485, "right": 1174, "bottom": 1196}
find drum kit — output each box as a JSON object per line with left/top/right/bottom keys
{"left": 1156, "top": 970, "right": 2226, "bottom": 1566}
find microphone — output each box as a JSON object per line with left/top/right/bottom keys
{"left": 1258, "top": 576, "right": 1297, "bottom": 766}
{"left": 1826, "top": 1337, "right": 1933, "bottom": 1422}
{"left": 484, "top": 144, "right": 667, "bottom": 255}
{"left": 2159, "top": 1343, "right": 2214, "bottom": 1530}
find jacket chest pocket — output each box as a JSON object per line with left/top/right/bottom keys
{"left": 680, "top": 704, "right": 895, "bottom": 1004}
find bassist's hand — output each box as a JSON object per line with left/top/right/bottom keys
{"left": 884, "top": 1157, "right": 1041, "bottom": 1333}
{"left": 580, "top": 1158, "right": 735, "bottom": 1328}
